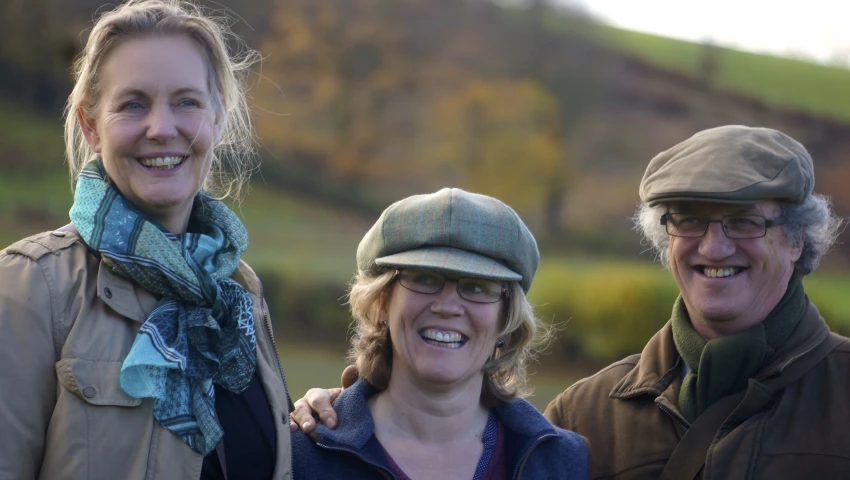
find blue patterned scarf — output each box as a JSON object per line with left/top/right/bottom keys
{"left": 69, "top": 160, "right": 257, "bottom": 455}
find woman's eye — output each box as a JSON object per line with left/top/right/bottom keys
{"left": 121, "top": 101, "right": 144, "bottom": 110}
{"left": 412, "top": 274, "right": 439, "bottom": 285}
{"left": 177, "top": 99, "right": 199, "bottom": 107}
{"left": 461, "top": 282, "right": 486, "bottom": 294}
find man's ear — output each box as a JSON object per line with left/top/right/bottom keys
{"left": 790, "top": 233, "right": 804, "bottom": 263}
{"left": 78, "top": 108, "right": 102, "bottom": 153}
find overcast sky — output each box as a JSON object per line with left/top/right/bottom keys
{"left": 572, "top": 0, "right": 850, "bottom": 65}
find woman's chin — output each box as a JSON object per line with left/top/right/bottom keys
{"left": 129, "top": 194, "right": 194, "bottom": 229}
{"left": 408, "top": 366, "right": 484, "bottom": 391}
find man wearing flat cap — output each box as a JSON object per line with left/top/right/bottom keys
{"left": 544, "top": 125, "right": 850, "bottom": 479}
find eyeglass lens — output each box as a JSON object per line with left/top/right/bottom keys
{"left": 397, "top": 269, "right": 504, "bottom": 303}
{"left": 665, "top": 214, "right": 768, "bottom": 239}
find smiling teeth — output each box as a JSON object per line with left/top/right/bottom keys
{"left": 421, "top": 329, "right": 465, "bottom": 346}
{"left": 704, "top": 267, "right": 740, "bottom": 278}
{"left": 140, "top": 156, "right": 185, "bottom": 169}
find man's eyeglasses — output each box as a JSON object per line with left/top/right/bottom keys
{"left": 660, "top": 213, "right": 788, "bottom": 239}
{"left": 394, "top": 269, "right": 508, "bottom": 304}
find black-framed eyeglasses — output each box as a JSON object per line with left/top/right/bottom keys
{"left": 660, "top": 213, "right": 788, "bottom": 239}
{"left": 394, "top": 269, "right": 508, "bottom": 304}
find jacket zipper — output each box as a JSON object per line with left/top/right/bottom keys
{"left": 259, "top": 282, "right": 293, "bottom": 411}
{"left": 656, "top": 402, "right": 690, "bottom": 432}
{"left": 512, "top": 432, "right": 560, "bottom": 479}
{"left": 317, "top": 443, "right": 395, "bottom": 479}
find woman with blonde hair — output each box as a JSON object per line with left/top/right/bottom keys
{"left": 291, "top": 188, "right": 589, "bottom": 479}
{"left": 0, "top": 1, "right": 291, "bottom": 478}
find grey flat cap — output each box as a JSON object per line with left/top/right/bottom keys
{"left": 640, "top": 125, "right": 814, "bottom": 206}
{"left": 356, "top": 188, "right": 540, "bottom": 293}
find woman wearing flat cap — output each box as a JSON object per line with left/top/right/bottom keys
{"left": 290, "top": 188, "right": 590, "bottom": 479}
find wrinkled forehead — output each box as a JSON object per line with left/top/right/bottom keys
{"left": 664, "top": 200, "right": 782, "bottom": 217}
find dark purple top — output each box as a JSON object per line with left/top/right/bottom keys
{"left": 383, "top": 412, "right": 507, "bottom": 480}
{"left": 201, "top": 372, "right": 277, "bottom": 480}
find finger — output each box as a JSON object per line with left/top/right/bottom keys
{"left": 341, "top": 365, "right": 359, "bottom": 389}
{"left": 327, "top": 387, "right": 343, "bottom": 404}
{"left": 305, "top": 388, "right": 340, "bottom": 429}
{"left": 290, "top": 400, "right": 317, "bottom": 433}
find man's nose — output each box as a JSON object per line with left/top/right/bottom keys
{"left": 698, "top": 221, "right": 735, "bottom": 259}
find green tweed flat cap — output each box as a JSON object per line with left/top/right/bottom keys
{"left": 640, "top": 125, "right": 814, "bottom": 206}
{"left": 357, "top": 188, "right": 540, "bottom": 293}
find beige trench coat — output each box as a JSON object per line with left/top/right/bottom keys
{"left": 0, "top": 229, "right": 292, "bottom": 480}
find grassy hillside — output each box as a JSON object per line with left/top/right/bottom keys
{"left": 591, "top": 25, "right": 850, "bottom": 123}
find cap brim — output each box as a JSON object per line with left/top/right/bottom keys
{"left": 375, "top": 246, "right": 521, "bottom": 282}
{"left": 646, "top": 193, "right": 763, "bottom": 207}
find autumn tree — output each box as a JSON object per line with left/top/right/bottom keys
{"left": 256, "top": 0, "right": 420, "bottom": 193}
{"left": 254, "top": 0, "right": 577, "bottom": 230}
{"left": 421, "top": 78, "right": 569, "bottom": 225}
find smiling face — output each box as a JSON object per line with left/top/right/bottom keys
{"left": 383, "top": 270, "right": 504, "bottom": 391}
{"left": 667, "top": 200, "right": 803, "bottom": 339}
{"left": 81, "top": 34, "right": 220, "bottom": 233}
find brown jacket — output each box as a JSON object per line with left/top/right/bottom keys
{"left": 545, "top": 301, "right": 850, "bottom": 480}
{"left": 0, "top": 229, "right": 293, "bottom": 480}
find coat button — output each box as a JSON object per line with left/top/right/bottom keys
{"left": 83, "top": 386, "right": 97, "bottom": 399}
{"left": 52, "top": 230, "right": 67, "bottom": 237}
{"left": 103, "top": 287, "right": 113, "bottom": 299}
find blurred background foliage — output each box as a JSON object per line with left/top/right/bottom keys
{"left": 2, "top": 0, "right": 850, "bottom": 408}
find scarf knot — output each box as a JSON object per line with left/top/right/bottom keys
{"left": 70, "top": 160, "right": 257, "bottom": 455}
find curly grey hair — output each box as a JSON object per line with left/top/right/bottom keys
{"left": 634, "top": 194, "right": 845, "bottom": 275}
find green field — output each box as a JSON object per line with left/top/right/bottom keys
{"left": 0, "top": 101, "right": 64, "bottom": 167}
{"left": 590, "top": 25, "right": 850, "bottom": 123}
{"left": 238, "top": 185, "right": 369, "bottom": 284}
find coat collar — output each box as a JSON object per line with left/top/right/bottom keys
{"left": 316, "top": 379, "right": 559, "bottom": 448}
{"left": 609, "top": 297, "right": 831, "bottom": 400}
{"left": 495, "top": 395, "right": 560, "bottom": 438}
{"left": 757, "top": 298, "right": 830, "bottom": 379}
{"left": 315, "top": 379, "right": 377, "bottom": 450}
{"left": 609, "top": 321, "right": 682, "bottom": 399}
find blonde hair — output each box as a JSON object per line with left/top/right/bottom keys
{"left": 63, "top": 0, "right": 259, "bottom": 201}
{"left": 347, "top": 269, "right": 551, "bottom": 407}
